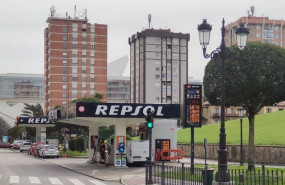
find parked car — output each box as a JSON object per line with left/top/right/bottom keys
{"left": 29, "top": 142, "right": 43, "bottom": 156}
{"left": 35, "top": 144, "right": 44, "bottom": 157}
{"left": 0, "top": 142, "right": 13, "bottom": 148}
{"left": 12, "top": 140, "right": 30, "bottom": 149}
{"left": 20, "top": 142, "right": 31, "bottom": 152}
{"left": 38, "top": 145, "right": 59, "bottom": 158}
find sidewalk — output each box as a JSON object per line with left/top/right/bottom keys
{"left": 50, "top": 157, "right": 285, "bottom": 185}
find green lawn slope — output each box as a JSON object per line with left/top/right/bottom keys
{"left": 177, "top": 110, "right": 285, "bottom": 146}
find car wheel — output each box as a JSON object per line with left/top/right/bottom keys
{"left": 20, "top": 150, "right": 22, "bottom": 152}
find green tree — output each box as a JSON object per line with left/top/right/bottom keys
{"left": 8, "top": 126, "right": 26, "bottom": 140}
{"left": 0, "top": 117, "right": 10, "bottom": 140}
{"left": 204, "top": 42, "right": 285, "bottom": 170}
{"left": 71, "top": 93, "right": 104, "bottom": 103}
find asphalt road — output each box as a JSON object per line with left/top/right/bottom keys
{"left": 0, "top": 149, "right": 121, "bottom": 185}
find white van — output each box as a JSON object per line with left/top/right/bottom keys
{"left": 126, "top": 140, "right": 149, "bottom": 165}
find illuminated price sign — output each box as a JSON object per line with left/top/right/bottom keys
{"left": 184, "top": 84, "right": 202, "bottom": 127}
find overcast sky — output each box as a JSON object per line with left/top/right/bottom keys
{"left": 0, "top": 0, "right": 284, "bottom": 80}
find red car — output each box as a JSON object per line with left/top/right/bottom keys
{"left": 29, "top": 142, "right": 43, "bottom": 156}
{"left": 0, "top": 142, "right": 12, "bottom": 148}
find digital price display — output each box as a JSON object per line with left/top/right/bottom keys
{"left": 184, "top": 84, "right": 202, "bottom": 127}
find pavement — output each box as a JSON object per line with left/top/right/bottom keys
{"left": 50, "top": 156, "right": 285, "bottom": 185}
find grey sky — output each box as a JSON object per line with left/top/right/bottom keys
{"left": 0, "top": 0, "right": 284, "bottom": 80}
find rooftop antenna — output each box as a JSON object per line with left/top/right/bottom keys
{"left": 84, "top": 9, "right": 87, "bottom": 20}
{"left": 148, "top": 14, "right": 151, "bottom": 29}
{"left": 50, "top": 5, "right": 56, "bottom": 17}
{"left": 66, "top": 12, "right": 68, "bottom": 18}
{"left": 74, "top": 5, "right": 77, "bottom": 18}
{"left": 250, "top": 6, "right": 255, "bottom": 17}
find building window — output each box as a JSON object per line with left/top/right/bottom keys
{"left": 172, "top": 46, "right": 177, "bottom": 50}
{"left": 167, "top": 38, "right": 171, "bottom": 42}
{"left": 82, "top": 61, "right": 86, "bottom": 66}
{"left": 72, "top": 77, "right": 77, "bottom": 82}
{"left": 72, "top": 24, "right": 77, "bottom": 32}
{"left": 72, "top": 37, "right": 77, "bottom": 41}
{"left": 63, "top": 35, "right": 67, "bottom": 41}
{"left": 155, "top": 74, "right": 160, "bottom": 79}
{"left": 155, "top": 45, "right": 160, "bottom": 49}
{"left": 214, "top": 120, "right": 219, "bottom": 123}
{"left": 231, "top": 108, "right": 235, "bottom": 114}
{"left": 267, "top": 108, "right": 271, "bottom": 113}
{"left": 155, "top": 97, "right": 160, "bottom": 101}
{"left": 63, "top": 52, "right": 68, "bottom": 57}
{"left": 167, "top": 45, "right": 172, "bottom": 49}
{"left": 63, "top": 77, "right": 67, "bottom": 81}
{"left": 275, "top": 26, "right": 279, "bottom": 30}
{"left": 256, "top": 33, "right": 261, "bottom": 38}
{"left": 82, "top": 85, "right": 86, "bottom": 90}
{"left": 62, "top": 60, "right": 67, "bottom": 66}
{"left": 63, "top": 27, "right": 67, "bottom": 33}
{"left": 91, "top": 38, "right": 95, "bottom": 42}
{"left": 90, "top": 77, "right": 95, "bottom": 82}
{"left": 63, "top": 69, "right": 67, "bottom": 73}
{"left": 63, "top": 44, "right": 68, "bottom": 49}
{"left": 82, "top": 69, "right": 86, "bottom": 74}
{"left": 256, "top": 25, "right": 261, "bottom": 30}
{"left": 82, "top": 53, "right": 86, "bottom": 57}
{"left": 82, "top": 37, "right": 86, "bottom": 41}
{"left": 72, "top": 83, "right": 77, "bottom": 90}
{"left": 90, "top": 53, "right": 95, "bottom": 57}
{"left": 63, "top": 93, "right": 67, "bottom": 98}
{"left": 62, "top": 85, "right": 67, "bottom": 90}
{"left": 91, "top": 45, "right": 95, "bottom": 49}
{"left": 91, "top": 60, "right": 95, "bottom": 67}
{"left": 82, "top": 77, "right": 86, "bottom": 82}
{"left": 62, "top": 101, "right": 67, "bottom": 105}
{"left": 214, "top": 108, "right": 219, "bottom": 115}
{"left": 72, "top": 44, "right": 77, "bottom": 49}
{"left": 155, "top": 67, "right": 160, "bottom": 71}
{"left": 155, "top": 37, "right": 160, "bottom": 42}
{"left": 155, "top": 52, "right": 160, "bottom": 57}
{"left": 82, "top": 44, "right": 86, "bottom": 49}
{"left": 72, "top": 68, "right": 77, "bottom": 74}
{"left": 72, "top": 92, "right": 77, "bottom": 98}
{"left": 90, "top": 69, "right": 94, "bottom": 74}
{"left": 73, "top": 53, "right": 77, "bottom": 57}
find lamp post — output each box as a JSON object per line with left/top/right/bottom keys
{"left": 237, "top": 106, "right": 244, "bottom": 166}
{"left": 198, "top": 19, "right": 249, "bottom": 183}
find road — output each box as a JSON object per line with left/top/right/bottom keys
{"left": 0, "top": 149, "right": 122, "bottom": 185}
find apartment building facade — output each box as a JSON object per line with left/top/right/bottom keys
{"left": 44, "top": 11, "right": 107, "bottom": 113}
{"left": 128, "top": 29, "right": 190, "bottom": 104}
{"left": 225, "top": 16, "right": 285, "bottom": 48}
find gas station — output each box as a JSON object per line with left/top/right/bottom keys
{"left": 48, "top": 102, "right": 181, "bottom": 167}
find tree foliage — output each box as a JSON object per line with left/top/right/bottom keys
{"left": 0, "top": 117, "right": 10, "bottom": 140}
{"left": 204, "top": 42, "right": 285, "bottom": 170}
{"left": 21, "top": 103, "right": 44, "bottom": 117}
{"left": 71, "top": 93, "right": 104, "bottom": 103}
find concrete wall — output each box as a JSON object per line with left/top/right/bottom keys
{"left": 178, "top": 144, "right": 285, "bottom": 165}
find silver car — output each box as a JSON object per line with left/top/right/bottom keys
{"left": 20, "top": 142, "right": 31, "bottom": 152}
{"left": 38, "top": 145, "right": 59, "bottom": 158}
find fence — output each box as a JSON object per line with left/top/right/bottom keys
{"left": 146, "top": 162, "right": 285, "bottom": 185}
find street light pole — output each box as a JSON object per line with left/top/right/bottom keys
{"left": 198, "top": 19, "right": 249, "bottom": 183}
{"left": 237, "top": 107, "right": 244, "bottom": 166}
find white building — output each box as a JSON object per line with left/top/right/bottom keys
{"left": 128, "top": 29, "right": 190, "bottom": 104}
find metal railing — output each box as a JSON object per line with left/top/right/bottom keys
{"left": 146, "top": 162, "right": 285, "bottom": 185}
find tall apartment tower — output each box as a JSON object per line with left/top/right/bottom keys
{"left": 225, "top": 16, "right": 285, "bottom": 48}
{"left": 44, "top": 7, "right": 107, "bottom": 113}
{"left": 128, "top": 29, "right": 190, "bottom": 104}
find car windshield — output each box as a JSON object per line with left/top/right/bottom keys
{"left": 45, "top": 145, "right": 56, "bottom": 149}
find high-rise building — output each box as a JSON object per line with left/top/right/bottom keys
{"left": 225, "top": 15, "right": 285, "bottom": 48}
{"left": 128, "top": 29, "right": 190, "bottom": 104}
{"left": 44, "top": 7, "right": 107, "bottom": 113}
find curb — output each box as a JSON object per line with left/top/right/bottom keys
{"left": 121, "top": 174, "right": 145, "bottom": 185}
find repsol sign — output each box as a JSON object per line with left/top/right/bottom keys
{"left": 76, "top": 103, "right": 180, "bottom": 118}
{"left": 17, "top": 117, "right": 52, "bottom": 125}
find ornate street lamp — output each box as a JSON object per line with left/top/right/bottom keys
{"left": 237, "top": 106, "right": 244, "bottom": 166}
{"left": 236, "top": 24, "right": 250, "bottom": 50}
{"left": 198, "top": 19, "right": 249, "bottom": 183}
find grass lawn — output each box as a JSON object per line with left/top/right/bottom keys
{"left": 178, "top": 110, "right": 285, "bottom": 145}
